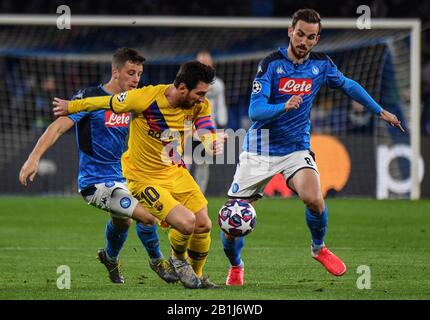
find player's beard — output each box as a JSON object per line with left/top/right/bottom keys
{"left": 291, "top": 43, "right": 310, "bottom": 59}
{"left": 179, "top": 95, "right": 195, "bottom": 109}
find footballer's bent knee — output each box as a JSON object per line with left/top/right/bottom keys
{"left": 111, "top": 217, "right": 132, "bottom": 230}
{"left": 176, "top": 219, "right": 195, "bottom": 235}
{"left": 194, "top": 218, "right": 212, "bottom": 234}
{"left": 165, "top": 205, "right": 196, "bottom": 235}
{"left": 303, "top": 196, "right": 325, "bottom": 214}
{"left": 194, "top": 208, "right": 212, "bottom": 233}
{"left": 132, "top": 204, "right": 157, "bottom": 225}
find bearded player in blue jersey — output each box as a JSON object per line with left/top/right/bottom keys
{"left": 19, "top": 48, "right": 178, "bottom": 285}
{"left": 222, "top": 9, "right": 404, "bottom": 286}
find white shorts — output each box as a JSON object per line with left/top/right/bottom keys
{"left": 81, "top": 181, "right": 139, "bottom": 220}
{"left": 227, "top": 150, "right": 319, "bottom": 199}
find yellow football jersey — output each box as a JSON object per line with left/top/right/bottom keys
{"left": 68, "top": 84, "right": 216, "bottom": 181}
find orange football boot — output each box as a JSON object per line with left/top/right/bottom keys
{"left": 226, "top": 266, "right": 245, "bottom": 286}
{"left": 313, "top": 247, "right": 347, "bottom": 276}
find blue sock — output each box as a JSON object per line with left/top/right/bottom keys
{"left": 136, "top": 223, "right": 162, "bottom": 260}
{"left": 105, "top": 221, "right": 128, "bottom": 261}
{"left": 221, "top": 231, "right": 244, "bottom": 267}
{"left": 305, "top": 207, "right": 328, "bottom": 247}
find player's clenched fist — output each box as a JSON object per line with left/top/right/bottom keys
{"left": 52, "top": 97, "right": 70, "bottom": 116}
{"left": 284, "top": 95, "right": 303, "bottom": 112}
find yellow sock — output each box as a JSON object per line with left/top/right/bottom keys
{"left": 168, "top": 228, "right": 191, "bottom": 260}
{"left": 187, "top": 231, "right": 211, "bottom": 277}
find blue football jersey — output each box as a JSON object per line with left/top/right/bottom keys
{"left": 68, "top": 85, "right": 131, "bottom": 191}
{"left": 244, "top": 47, "right": 346, "bottom": 156}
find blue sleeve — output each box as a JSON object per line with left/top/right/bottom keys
{"left": 68, "top": 89, "right": 90, "bottom": 123}
{"left": 248, "top": 96, "right": 285, "bottom": 121}
{"left": 68, "top": 111, "right": 89, "bottom": 123}
{"left": 339, "top": 77, "right": 383, "bottom": 115}
{"left": 248, "top": 61, "right": 285, "bottom": 121}
{"left": 325, "top": 57, "right": 346, "bottom": 88}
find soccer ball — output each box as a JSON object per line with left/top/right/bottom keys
{"left": 218, "top": 199, "right": 257, "bottom": 237}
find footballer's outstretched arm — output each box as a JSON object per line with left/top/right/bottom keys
{"left": 52, "top": 96, "right": 110, "bottom": 116}
{"left": 338, "top": 77, "right": 405, "bottom": 132}
{"left": 53, "top": 88, "right": 148, "bottom": 116}
{"left": 19, "top": 117, "right": 74, "bottom": 186}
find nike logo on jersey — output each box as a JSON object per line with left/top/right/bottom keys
{"left": 278, "top": 78, "right": 312, "bottom": 95}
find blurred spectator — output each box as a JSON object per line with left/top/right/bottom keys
{"left": 189, "top": 50, "right": 228, "bottom": 194}
{"left": 34, "top": 75, "right": 56, "bottom": 130}
{"left": 196, "top": 51, "right": 228, "bottom": 129}
{"left": 348, "top": 101, "right": 373, "bottom": 134}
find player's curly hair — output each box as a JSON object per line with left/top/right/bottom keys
{"left": 292, "top": 8, "right": 322, "bottom": 34}
{"left": 112, "top": 47, "right": 146, "bottom": 69}
{"left": 174, "top": 61, "right": 215, "bottom": 90}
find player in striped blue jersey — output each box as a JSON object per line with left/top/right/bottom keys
{"left": 222, "top": 9, "right": 404, "bottom": 286}
{"left": 19, "top": 48, "right": 178, "bottom": 284}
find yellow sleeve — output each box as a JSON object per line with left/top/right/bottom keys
{"left": 110, "top": 88, "right": 151, "bottom": 113}
{"left": 194, "top": 99, "right": 217, "bottom": 153}
{"left": 68, "top": 87, "right": 152, "bottom": 114}
{"left": 68, "top": 96, "right": 110, "bottom": 113}
{"left": 195, "top": 98, "right": 212, "bottom": 118}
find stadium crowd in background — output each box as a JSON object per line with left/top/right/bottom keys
{"left": 1, "top": 0, "right": 429, "bottom": 21}
{"left": 0, "top": 0, "right": 429, "bottom": 134}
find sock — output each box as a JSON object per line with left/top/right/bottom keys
{"left": 305, "top": 206, "right": 328, "bottom": 251}
{"left": 136, "top": 223, "right": 162, "bottom": 261}
{"left": 187, "top": 232, "right": 211, "bottom": 277}
{"left": 168, "top": 228, "right": 192, "bottom": 260}
{"left": 105, "top": 220, "right": 128, "bottom": 262}
{"left": 221, "top": 231, "right": 244, "bottom": 267}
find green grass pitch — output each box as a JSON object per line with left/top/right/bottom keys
{"left": 0, "top": 197, "right": 429, "bottom": 300}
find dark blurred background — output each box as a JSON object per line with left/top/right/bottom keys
{"left": 1, "top": 0, "right": 428, "bottom": 133}
{"left": 0, "top": 0, "right": 429, "bottom": 197}
{"left": 0, "top": 0, "right": 428, "bottom": 21}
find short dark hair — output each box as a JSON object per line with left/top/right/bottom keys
{"left": 173, "top": 61, "right": 215, "bottom": 90}
{"left": 112, "top": 47, "right": 146, "bottom": 69}
{"left": 292, "top": 9, "right": 322, "bottom": 34}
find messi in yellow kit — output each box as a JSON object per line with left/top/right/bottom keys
{"left": 62, "top": 61, "right": 222, "bottom": 289}
{"left": 69, "top": 83, "right": 214, "bottom": 220}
